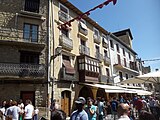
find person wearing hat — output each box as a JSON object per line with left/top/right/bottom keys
{"left": 70, "top": 97, "right": 88, "bottom": 120}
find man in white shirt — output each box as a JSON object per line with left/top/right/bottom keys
{"left": 10, "top": 101, "right": 21, "bottom": 120}
{"left": 24, "top": 100, "right": 34, "bottom": 120}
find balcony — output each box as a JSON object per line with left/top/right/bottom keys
{"left": 103, "top": 56, "right": 111, "bottom": 65}
{"left": 114, "top": 59, "right": 139, "bottom": 73}
{"left": 77, "top": 55, "right": 100, "bottom": 83}
{"left": 100, "top": 75, "right": 113, "bottom": 84}
{"left": 93, "top": 34, "right": 101, "bottom": 44}
{"left": 79, "top": 22, "right": 88, "bottom": 36}
{"left": 79, "top": 45, "right": 90, "bottom": 56}
{"left": 95, "top": 52, "right": 103, "bottom": 62}
{"left": 59, "top": 34, "right": 73, "bottom": 51}
{"left": 102, "top": 41, "right": 109, "bottom": 49}
{"left": 0, "top": 63, "right": 46, "bottom": 78}
{"left": 60, "top": 67, "right": 76, "bottom": 81}
{"left": 58, "top": 10, "right": 70, "bottom": 22}
{"left": 24, "top": 0, "right": 40, "bottom": 13}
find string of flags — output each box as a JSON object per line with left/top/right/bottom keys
{"left": 58, "top": 0, "right": 117, "bottom": 30}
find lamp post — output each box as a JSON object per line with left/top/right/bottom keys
{"left": 50, "top": 46, "right": 62, "bottom": 119}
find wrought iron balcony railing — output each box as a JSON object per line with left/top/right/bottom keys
{"left": 93, "top": 34, "right": 101, "bottom": 44}
{"left": 0, "top": 28, "right": 47, "bottom": 44}
{"left": 58, "top": 10, "right": 70, "bottom": 22}
{"left": 95, "top": 52, "right": 103, "bottom": 62}
{"left": 59, "top": 34, "right": 73, "bottom": 51}
{"left": 0, "top": 63, "right": 46, "bottom": 77}
{"left": 79, "top": 45, "right": 90, "bottom": 56}
{"left": 24, "top": 0, "right": 40, "bottom": 13}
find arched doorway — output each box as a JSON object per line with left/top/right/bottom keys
{"left": 96, "top": 88, "right": 107, "bottom": 100}
{"left": 79, "top": 86, "right": 93, "bottom": 100}
{"left": 61, "top": 90, "right": 71, "bottom": 117}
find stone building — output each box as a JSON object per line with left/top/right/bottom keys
{"left": 0, "top": 0, "right": 49, "bottom": 117}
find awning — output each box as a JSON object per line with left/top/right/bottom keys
{"left": 81, "top": 83, "right": 136, "bottom": 93}
{"left": 129, "top": 89, "right": 152, "bottom": 95}
{"left": 63, "top": 60, "right": 75, "bottom": 74}
{"left": 80, "top": 22, "right": 87, "bottom": 30}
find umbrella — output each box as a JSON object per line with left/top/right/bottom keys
{"left": 121, "top": 70, "right": 160, "bottom": 84}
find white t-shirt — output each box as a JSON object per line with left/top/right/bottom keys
{"left": 24, "top": 104, "right": 34, "bottom": 119}
{"left": 10, "top": 106, "right": 21, "bottom": 120}
{"left": 118, "top": 115, "right": 130, "bottom": 120}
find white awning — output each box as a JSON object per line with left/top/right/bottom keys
{"left": 130, "top": 89, "right": 152, "bottom": 95}
{"left": 105, "top": 89, "right": 136, "bottom": 93}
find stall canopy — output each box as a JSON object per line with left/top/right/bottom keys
{"left": 120, "top": 70, "right": 160, "bottom": 84}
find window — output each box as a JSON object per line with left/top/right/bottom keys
{"left": 125, "top": 73, "right": 128, "bottom": 79}
{"left": 20, "top": 51, "right": 39, "bottom": 64}
{"left": 123, "top": 48, "right": 125, "bottom": 56}
{"left": 23, "top": 23, "right": 38, "bottom": 42}
{"left": 59, "top": 4, "right": 69, "bottom": 22}
{"left": 128, "top": 52, "right": 131, "bottom": 59}
{"left": 119, "top": 71, "right": 123, "bottom": 81}
{"left": 80, "top": 39, "right": 86, "bottom": 46}
{"left": 106, "top": 68, "right": 110, "bottom": 83}
{"left": 95, "top": 45, "right": 100, "bottom": 53}
{"left": 94, "top": 28, "right": 99, "bottom": 37}
{"left": 24, "top": 0, "right": 40, "bottom": 13}
{"left": 104, "top": 50, "right": 108, "bottom": 57}
{"left": 117, "top": 54, "right": 121, "bottom": 65}
{"left": 116, "top": 44, "right": 120, "bottom": 53}
{"left": 62, "top": 55, "right": 70, "bottom": 61}
{"left": 110, "top": 40, "right": 114, "bottom": 49}
{"left": 124, "top": 58, "right": 127, "bottom": 67}
{"left": 61, "top": 28, "right": 69, "bottom": 37}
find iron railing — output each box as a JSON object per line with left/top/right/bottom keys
{"left": 0, "top": 28, "right": 47, "bottom": 44}
{"left": 0, "top": 63, "right": 46, "bottom": 77}
{"left": 59, "top": 34, "right": 73, "bottom": 50}
{"left": 58, "top": 10, "right": 70, "bottom": 22}
{"left": 79, "top": 45, "right": 90, "bottom": 56}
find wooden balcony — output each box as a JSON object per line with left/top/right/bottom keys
{"left": 59, "top": 34, "right": 73, "bottom": 51}
{"left": 77, "top": 55, "right": 100, "bottom": 83}
{"left": 0, "top": 63, "right": 46, "bottom": 78}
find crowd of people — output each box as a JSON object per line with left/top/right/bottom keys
{"left": 1, "top": 95, "right": 160, "bottom": 120}
{"left": 69, "top": 95, "right": 160, "bottom": 120}
{"left": 0, "top": 99, "right": 39, "bottom": 120}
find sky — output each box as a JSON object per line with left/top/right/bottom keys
{"left": 68, "top": 0, "right": 160, "bottom": 72}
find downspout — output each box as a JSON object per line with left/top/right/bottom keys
{"left": 47, "top": 0, "right": 51, "bottom": 118}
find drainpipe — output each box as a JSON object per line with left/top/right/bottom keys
{"left": 47, "top": 0, "right": 51, "bottom": 118}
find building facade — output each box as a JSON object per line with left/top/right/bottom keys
{"left": 0, "top": 0, "right": 49, "bottom": 116}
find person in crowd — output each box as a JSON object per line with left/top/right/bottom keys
{"left": 139, "top": 110, "right": 156, "bottom": 120}
{"left": 70, "top": 97, "right": 88, "bottom": 120}
{"left": 33, "top": 107, "right": 39, "bottom": 120}
{"left": 10, "top": 101, "right": 21, "bottom": 120}
{"left": 24, "top": 99, "right": 34, "bottom": 120}
{"left": 85, "top": 97, "right": 97, "bottom": 120}
{"left": 117, "top": 103, "right": 130, "bottom": 120}
{"left": 0, "top": 101, "right": 6, "bottom": 120}
{"left": 5, "top": 100, "right": 13, "bottom": 120}
{"left": 18, "top": 99, "right": 24, "bottom": 120}
{"left": 154, "top": 97, "right": 160, "bottom": 120}
{"left": 141, "top": 96, "right": 149, "bottom": 112}
{"left": 97, "top": 97, "right": 105, "bottom": 120}
{"left": 111, "top": 97, "right": 118, "bottom": 119}
{"left": 120, "top": 96, "right": 125, "bottom": 103}
{"left": 51, "top": 109, "right": 66, "bottom": 120}
{"left": 135, "top": 96, "right": 143, "bottom": 114}
{"left": 148, "top": 96, "right": 155, "bottom": 114}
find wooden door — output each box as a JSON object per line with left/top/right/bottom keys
{"left": 61, "top": 91, "right": 71, "bottom": 117}
{"left": 20, "top": 91, "right": 35, "bottom": 106}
